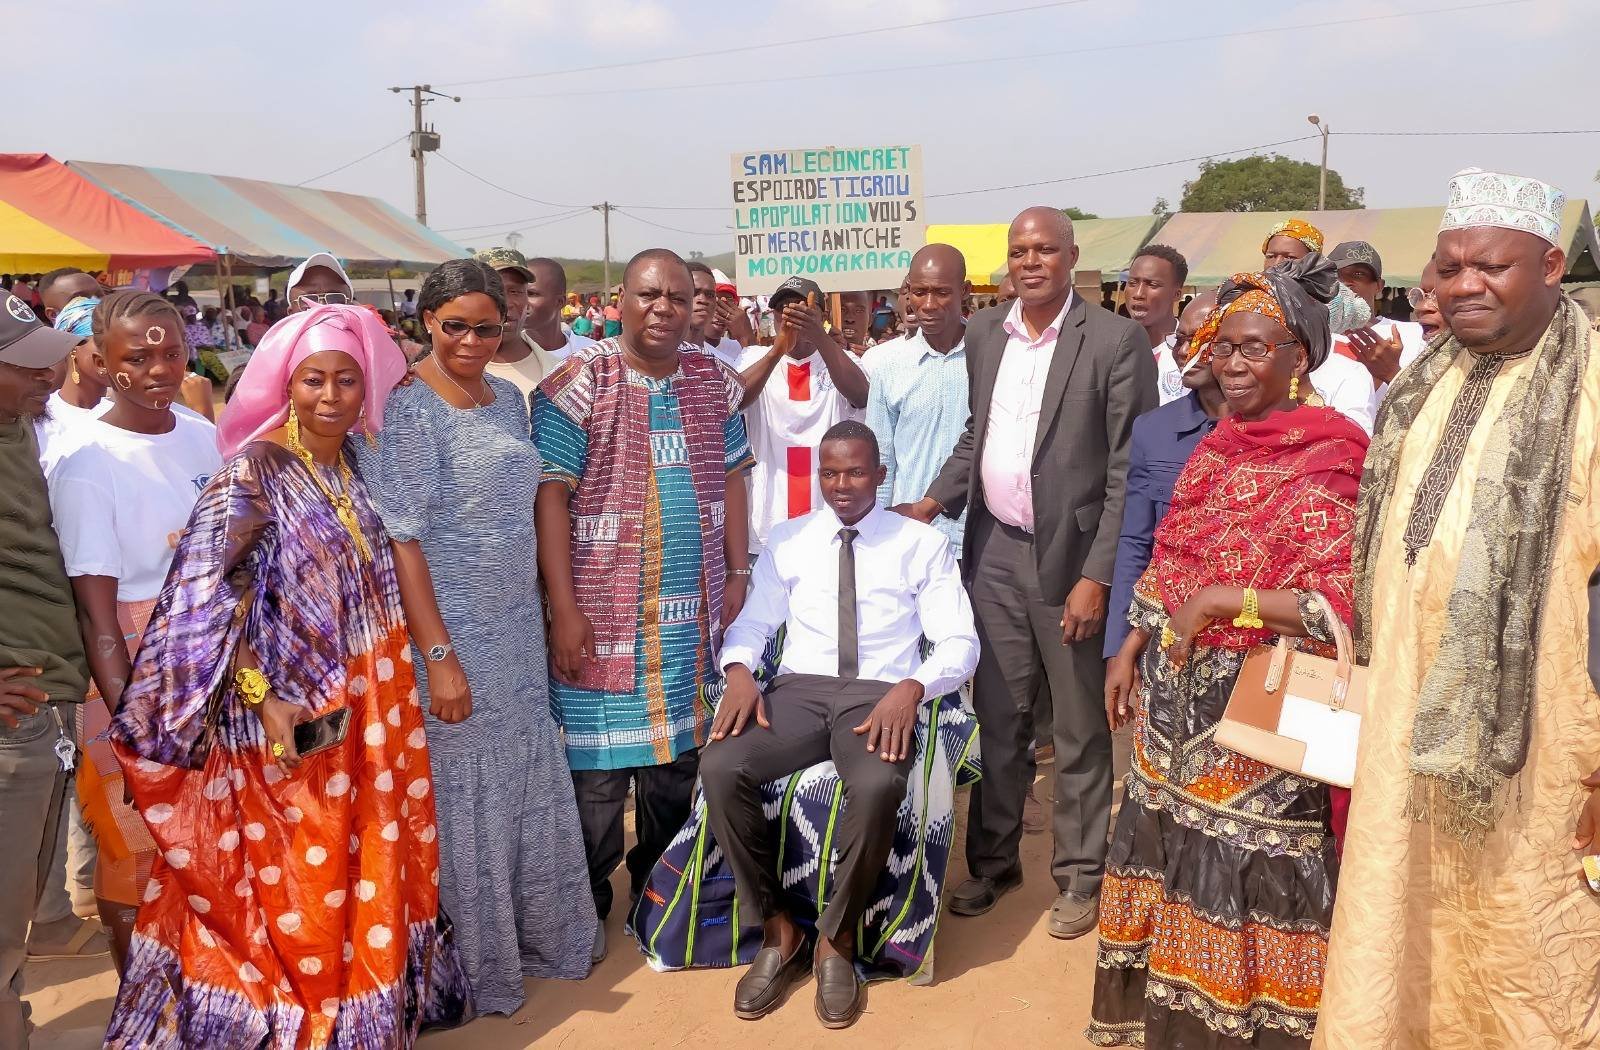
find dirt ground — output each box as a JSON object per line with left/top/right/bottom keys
{"left": 27, "top": 760, "right": 1119, "bottom": 1050}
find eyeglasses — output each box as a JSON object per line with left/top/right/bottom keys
{"left": 435, "top": 318, "right": 506, "bottom": 341}
{"left": 1209, "top": 338, "right": 1298, "bottom": 362}
{"left": 1407, "top": 287, "right": 1436, "bottom": 309}
{"left": 293, "top": 291, "right": 353, "bottom": 307}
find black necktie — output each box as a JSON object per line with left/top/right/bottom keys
{"left": 838, "top": 527, "right": 859, "bottom": 679}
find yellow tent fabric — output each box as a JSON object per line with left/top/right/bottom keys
{"left": 928, "top": 215, "right": 1164, "bottom": 288}
{"left": 0, "top": 199, "right": 106, "bottom": 272}
{"left": 1150, "top": 202, "right": 1600, "bottom": 287}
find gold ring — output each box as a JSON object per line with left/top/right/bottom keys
{"left": 271, "top": 742, "right": 286, "bottom": 758}
{"left": 1160, "top": 623, "right": 1176, "bottom": 650}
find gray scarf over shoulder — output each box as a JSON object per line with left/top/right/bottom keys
{"left": 1351, "top": 295, "right": 1589, "bottom": 843}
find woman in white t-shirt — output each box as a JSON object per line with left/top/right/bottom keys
{"left": 34, "top": 294, "right": 112, "bottom": 474}
{"left": 47, "top": 291, "right": 222, "bottom": 970}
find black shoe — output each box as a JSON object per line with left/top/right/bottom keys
{"left": 733, "top": 942, "right": 810, "bottom": 1020}
{"left": 813, "top": 954, "right": 863, "bottom": 1029}
{"left": 947, "top": 871, "right": 1023, "bottom": 917}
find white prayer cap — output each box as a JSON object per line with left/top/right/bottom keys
{"left": 1439, "top": 167, "right": 1565, "bottom": 247}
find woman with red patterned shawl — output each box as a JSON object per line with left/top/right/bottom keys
{"left": 1087, "top": 255, "right": 1368, "bottom": 1048}
{"left": 104, "top": 305, "right": 468, "bottom": 1048}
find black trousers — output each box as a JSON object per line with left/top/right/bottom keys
{"left": 571, "top": 748, "right": 699, "bottom": 919}
{"left": 966, "top": 512, "right": 1112, "bottom": 897}
{"left": 698, "top": 674, "right": 911, "bottom": 942}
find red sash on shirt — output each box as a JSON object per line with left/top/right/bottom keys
{"left": 785, "top": 361, "right": 812, "bottom": 518}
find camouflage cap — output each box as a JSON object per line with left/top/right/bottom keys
{"left": 474, "top": 246, "right": 535, "bottom": 281}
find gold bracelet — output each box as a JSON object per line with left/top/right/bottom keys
{"left": 235, "top": 667, "right": 271, "bottom": 708}
{"left": 1232, "top": 587, "right": 1265, "bottom": 630}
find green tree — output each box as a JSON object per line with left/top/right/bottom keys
{"left": 1061, "top": 206, "right": 1099, "bottom": 220}
{"left": 1179, "top": 154, "right": 1364, "bottom": 212}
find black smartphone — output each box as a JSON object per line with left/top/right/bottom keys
{"left": 293, "top": 708, "right": 352, "bottom": 758}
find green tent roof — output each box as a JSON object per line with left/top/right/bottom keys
{"left": 1149, "top": 202, "right": 1600, "bottom": 287}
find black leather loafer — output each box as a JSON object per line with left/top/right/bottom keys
{"left": 814, "top": 954, "right": 863, "bottom": 1029}
{"left": 947, "top": 871, "right": 1023, "bottom": 917}
{"left": 733, "top": 943, "right": 809, "bottom": 1020}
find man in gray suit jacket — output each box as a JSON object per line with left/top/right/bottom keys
{"left": 897, "top": 207, "right": 1155, "bottom": 938}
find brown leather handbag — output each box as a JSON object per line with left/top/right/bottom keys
{"left": 1213, "top": 592, "right": 1367, "bottom": 788}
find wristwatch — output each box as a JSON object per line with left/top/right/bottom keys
{"left": 425, "top": 643, "right": 454, "bottom": 663}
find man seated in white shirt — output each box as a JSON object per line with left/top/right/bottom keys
{"left": 702, "top": 419, "right": 978, "bottom": 1030}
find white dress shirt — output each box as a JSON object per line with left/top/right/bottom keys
{"left": 720, "top": 505, "right": 978, "bottom": 700}
{"left": 979, "top": 294, "right": 1075, "bottom": 532}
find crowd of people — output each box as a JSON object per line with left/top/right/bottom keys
{"left": 1, "top": 163, "right": 1597, "bottom": 1049}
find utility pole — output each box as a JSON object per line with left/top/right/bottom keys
{"left": 389, "top": 84, "right": 459, "bottom": 226}
{"left": 1307, "top": 114, "right": 1330, "bottom": 211}
{"left": 595, "top": 201, "right": 614, "bottom": 292}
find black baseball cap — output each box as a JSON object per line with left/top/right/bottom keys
{"left": 0, "top": 293, "right": 77, "bottom": 368}
{"left": 768, "top": 276, "right": 823, "bottom": 312}
{"left": 1328, "top": 241, "right": 1383, "bottom": 280}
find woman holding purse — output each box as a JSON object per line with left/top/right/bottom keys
{"left": 1087, "top": 256, "right": 1369, "bottom": 1049}
{"left": 104, "top": 304, "right": 467, "bottom": 1047}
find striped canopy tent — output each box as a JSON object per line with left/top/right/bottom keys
{"left": 69, "top": 160, "right": 465, "bottom": 272}
{"left": 928, "top": 215, "right": 1164, "bottom": 289}
{"left": 0, "top": 153, "right": 213, "bottom": 278}
{"left": 1151, "top": 202, "right": 1600, "bottom": 288}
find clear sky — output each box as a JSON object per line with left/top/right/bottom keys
{"left": 7, "top": 0, "right": 1593, "bottom": 261}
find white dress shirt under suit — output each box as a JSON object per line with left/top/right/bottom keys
{"left": 719, "top": 505, "right": 978, "bottom": 698}
{"left": 979, "top": 294, "right": 1075, "bottom": 534}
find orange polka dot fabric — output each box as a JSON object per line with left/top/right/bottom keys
{"left": 107, "top": 627, "right": 461, "bottom": 1048}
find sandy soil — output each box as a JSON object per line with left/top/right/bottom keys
{"left": 27, "top": 767, "right": 1115, "bottom": 1050}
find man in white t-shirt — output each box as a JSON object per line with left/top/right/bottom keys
{"left": 737, "top": 276, "right": 869, "bottom": 554}
{"left": 524, "top": 257, "right": 596, "bottom": 366}
{"left": 698, "top": 270, "right": 746, "bottom": 368}
{"left": 1327, "top": 240, "right": 1427, "bottom": 414}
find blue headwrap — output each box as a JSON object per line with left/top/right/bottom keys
{"left": 54, "top": 296, "right": 99, "bottom": 339}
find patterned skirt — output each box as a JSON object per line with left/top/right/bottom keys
{"left": 1087, "top": 637, "right": 1338, "bottom": 1049}
{"left": 104, "top": 626, "right": 470, "bottom": 1049}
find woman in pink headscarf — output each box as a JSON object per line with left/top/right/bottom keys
{"left": 104, "top": 305, "right": 470, "bottom": 1048}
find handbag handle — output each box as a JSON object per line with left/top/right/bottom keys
{"left": 1261, "top": 591, "right": 1355, "bottom": 706}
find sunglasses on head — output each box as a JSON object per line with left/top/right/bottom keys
{"left": 294, "top": 291, "right": 353, "bottom": 307}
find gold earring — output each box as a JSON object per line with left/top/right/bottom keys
{"left": 286, "top": 403, "right": 303, "bottom": 450}
{"left": 1289, "top": 375, "right": 1300, "bottom": 402}
{"left": 359, "top": 407, "right": 377, "bottom": 449}
{"left": 69, "top": 356, "right": 80, "bottom": 384}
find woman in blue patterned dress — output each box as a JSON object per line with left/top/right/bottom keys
{"left": 359, "top": 259, "right": 597, "bottom": 1015}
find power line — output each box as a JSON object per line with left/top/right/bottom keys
{"left": 436, "top": 122, "right": 1600, "bottom": 228}
{"left": 612, "top": 208, "right": 729, "bottom": 238}
{"left": 435, "top": 0, "right": 1095, "bottom": 88}
{"left": 462, "top": 0, "right": 1529, "bottom": 102}
{"left": 296, "top": 134, "right": 409, "bottom": 186}
{"left": 431, "top": 152, "right": 588, "bottom": 209}
{"left": 929, "top": 136, "right": 1321, "bottom": 199}
{"left": 434, "top": 207, "right": 591, "bottom": 234}
{"left": 1339, "top": 129, "right": 1600, "bottom": 137}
